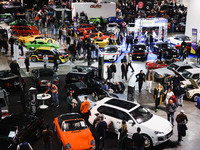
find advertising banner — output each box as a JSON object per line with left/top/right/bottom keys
{"left": 191, "top": 28, "right": 197, "bottom": 54}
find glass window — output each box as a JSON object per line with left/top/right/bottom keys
{"left": 192, "top": 74, "right": 199, "bottom": 79}
{"left": 181, "top": 70, "right": 192, "bottom": 79}
{"left": 177, "top": 66, "right": 193, "bottom": 72}
{"left": 115, "top": 110, "right": 131, "bottom": 121}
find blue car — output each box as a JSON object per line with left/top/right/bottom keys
{"left": 107, "top": 16, "right": 123, "bottom": 24}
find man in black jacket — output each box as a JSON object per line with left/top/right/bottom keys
{"left": 110, "top": 62, "right": 116, "bottom": 82}
{"left": 136, "top": 70, "right": 145, "bottom": 92}
{"left": 24, "top": 53, "right": 30, "bottom": 73}
{"left": 132, "top": 127, "right": 145, "bottom": 150}
{"left": 106, "top": 65, "right": 112, "bottom": 82}
{"left": 121, "top": 61, "right": 128, "bottom": 81}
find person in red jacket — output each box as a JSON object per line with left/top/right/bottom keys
{"left": 80, "top": 96, "right": 90, "bottom": 125}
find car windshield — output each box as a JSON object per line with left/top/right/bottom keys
{"left": 102, "top": 47, "right": 117, "bottom": 53}
{"left": 108, "top": 24, "right": 116, "bottom": 27}
{"left": 39, "top": 70, "right": 54, "bottom": 77}
{"left": 0, "top": 98, "right": 6, "bottom": 107}
{"left": 134, "top": 45, "right": 146, "bottom": 50}
{"left": 129, "top": 106, "right": 153, "bottom": 124}
{"left": 167, "top": 63, "right": 179, "bottom": 70}
{"left": 181, "top": 36, "right": 190, "bottom": 41}
{"left": 62, "top": 120, "right": 87, "bottom": 131}
{"left": 181, "top": 70, "right": 192, "bottom": 79}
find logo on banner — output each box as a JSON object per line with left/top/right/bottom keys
{"left": 90, "top": 4, "right": 102, "bottom": 8}
{"left": 138, "top": 1, "right": 144, "bottom": 9}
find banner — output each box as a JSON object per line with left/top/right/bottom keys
{"left": 191, "top": 28, "right": 197, "bottom": 54}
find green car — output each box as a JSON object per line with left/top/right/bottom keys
{"left": 0, "top": 13, "right": 11, "bottom": 21}
{"left": 25, "top": 40, "right": 59, "bottom": 50}
{"left": 9, "top": 19, "right": 34, "bottom": 26}
{"left": 88, "top": 17, "right": 108, "bottom": 25}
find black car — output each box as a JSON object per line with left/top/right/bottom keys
{"left": 65, "top": 65, "right": 99, "bottom": 84}
{"left": 132, "top": 43, "right": 148, "bottom": 61}
{"left": 31, "top": 68, "right": 59, "bottom": 91}
{"left": 0, "top": 114, "right": 44, "bottom": 150}
{"left": 0, "top": 70, "right": 25, "bottom": 91}
{"left": 154, "top": 42, "right": 179, "bottom": 59}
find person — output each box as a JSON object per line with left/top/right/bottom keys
{"left": 118, "top": 120, "right": 128, "bottom": 149}
{"left": 80, "top": 96, "right": 90, "bottom": 125}
{"left": 165, "top": 88, "right": 174, "bottom": 105}
{"left": 116, "top": 82, "right": 124, "bottom": 93}
{"left": 132, "top": 127, "right": 145, "bottom": 150}
{"left": 94, "top": 112, "right": 104, "bottom": 128}
{"left": 24, "top": 53, "right": 30, "bottom": 73}
{"left": 178, "top": 82, "right": 185, "bottom": 106}
{"left": 121, "top": 55, "right": 127, "bottom": 63}
{"left": 136, "top": 70, "right": 145, "bottom": 92}
{"left": 42, "top": 124, "right": 53, "bottom": 150}
{"left": 53, "top": 54, "right": 58, "bottom": 72}
{"left": 43, "top": 54, "right": 48, "bottom": 68}
{"left": 10, "top": 60, "right": 20, "bottom": 75}
{"left": 77, "top": 39, "right": 82, "bottom": 56}
{"left": 157, "top": 49, "right": 162, "bottom": 61}
{"left": 17, "top": 137, "right": 33, "bottom": 150}
{"left": 66, "top": 92, "right": 74, "bottom": 112}
{"left": 154, "top": 83, "right": 164, "bottom": 112}
{"left": 101, "top": 81, "right": 109, "bottom": 92}
{"left": 196, "top": 46, "right": 200, "bottom": 63}
{"left": 121, "top": 61, "right": 128, "bottom": 81}
{"left": 58, "top": 27, "right": 62, "bottom": 43}
{"left": 176, "top": 110, "right": 188, "bottom": 145}
{"left": 182, "top": 47, "right": 188, "bottom": 61}
{"left": 44, "top": 82, "right": 59, "bottom": 107}
{"left": 166, "top": 99, "right": 177, "bottom": 126}
{"left": 149, "top": 34, "right": 153, "bottom": 50}
{"left": 96, "top": 116, "right": 107, "bottom": 150}
{"left": 146, "top": 69, "right": 154, "bottom": 93}
{"left": 128, "top": 53, "right": 134, "bottom": 72}
{"left": 106, "top": 65, "right": 112, "bottom": 82}
{"left": 9, "top": 36, "right": 15, "bottom": 56}
{"left": 110, "top": 62, "right": 116, "bottom": 83}
{"left": 87, "top": 43, "right": 92, "bottom": 66}
{"left": 173, "top": 74, "right": 180, "bottom": 98}
{"left": 126, "top": 35, "right": 130, "bottom": 50}
{"left": 19, "top": 41, "right": 24, "bottom": 56}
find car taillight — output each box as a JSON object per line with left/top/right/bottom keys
{"left": 2, "top": 111, "right": 9, "bottom": 118}
{"left": 5, "top": 83, "right": 13, "bottom": 87}
{"left": 38, "top": 81, "right": 42, "bottom": 85}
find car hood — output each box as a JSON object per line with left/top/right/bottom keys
{"left": 153, "top": 67, "right": 175, "bottom": 76}
{"left": 63, "top": 129, "right": 93, "bottom": 149}
{"left": 141, "top": 115, "right": 172, "bottom": 133}
{"left": 189, "top": 78, "right": 199, "bottom": 89}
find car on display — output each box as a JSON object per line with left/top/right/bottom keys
{"left": 0, "top": 70, "right": 26, "bottom": 91}
{"left": 18, "top": 35, "right": 55, "bottom": 44}
{"left": 10, "top": 25, "right": 40, "bottom": 36}
{"left": 65, "top": 65, "right": 99, "bottom": 84}
{"left": 25, "top": 40, "right": 59, "bottom": 50}
{"left": 31, "top": 68, "right": 59, "bottom": 91}
{"left": 106, "top": 23, "right": 119, "bottom": 34}
{"left": 107, "top": 16, "right": 123, "bottom": 23}
{"left": 0, "top": 114, "right": 44, "bottom": 150}
{"left": 0, "top": 13, "right": 12, "bottom": 22}
{"left": 168, "top": 35, "right": 191, "bottom": 45}
{"left": 0, "top": 88, "right": 9, "bottom": 119}
{"left": 53, "top": 113, "right": 95, "bottom": 150}
{"left": 153, "top": 62, "right": 200, "bottom": 82}
{"left": 126, "top": 23, "right": 135, "bottom": 33}
{"left": 145, "top": 59, "right": 180, "bottom": 70}
{"left": 9, "top": 19, "right": 34, "bottom": 26}
{"left": 99, "top": 45, "right": 121, "bottom": 61}
{"left": 27, "top": 47, "right": 69, "bottom": 64}
{"left": 75, "top": 24, "right": 95, "bottom": 35}
{"left": 186, "top": 78, "right": 200, "bottom": 102}
{"left": 88, "top": 17, "right": 108, "bottom": 25}
{"left": 175, "top": 42, "right": 192, "bottom": 53}
{"left": 132, "top": 43, "right": 148, "bottom": 61}
{"left": 89, "top": 98, "right": 173, "bottom": 148}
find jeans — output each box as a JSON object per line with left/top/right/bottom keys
{"left": 52, "top": 92, "right": 59, "bottom": 105}
{"left": 112, "top": 72, "right": 115, "bottom": 82}
{"left": 177, "top": 124, "right": 182, "bottom": 142}
{"left": 167, "top": 112, "right": 174, "bottom": 125}
{"left": 178, "top": 94, "right": 184, "bottom": 105}
{"left": 134, "top": 146, "right": 144, "bottom": 150}
{"left": 146, "top": 81, "right": 152, "bottom": 93}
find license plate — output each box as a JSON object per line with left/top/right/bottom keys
{"left": 137, "top": 56, "right": 141, "bottom": 58}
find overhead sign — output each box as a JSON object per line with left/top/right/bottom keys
{"left": 191, "top": 28, "right": 197, "bottom": 54}
{"left": 90, "top": 4, "right": 102, "bottom": 8}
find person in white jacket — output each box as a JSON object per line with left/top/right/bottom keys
{"left": 165, "top": 88, "right": 174, "bottom": 105}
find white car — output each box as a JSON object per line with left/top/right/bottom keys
{"left": 106, "top": 23, "right": 119, "bottom": 34}
{"left": 186, "top": 78, "right": 200, "bottom": 102}
{"left": 168, "top": 35, "right": 191, "bottom": 45}
{"left": 89, "top": 98, "right": 173, "bottom": 148}
{"left": 126, "top": 23, "right": 135, "bottom": 33}
{"left": 100, "top": 45, "right": 121, "bottom": 61}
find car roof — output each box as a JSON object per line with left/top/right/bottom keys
{"left": 184, "top": 68, "right": 200, "bottom": 73}
{"left": 59, "top": 113, "right": 81, "bottom": 122}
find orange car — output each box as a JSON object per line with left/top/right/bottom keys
{"left": 54, "top": 113, "right": 95, "bottom": 150}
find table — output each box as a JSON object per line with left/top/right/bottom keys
{"left": 37, "top": 93, "right": 51, "bottom": 109}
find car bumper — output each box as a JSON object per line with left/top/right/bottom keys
{"left": 153, "top": 130, "right": 173, "bottom": 146}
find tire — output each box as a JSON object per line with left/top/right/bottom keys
{"left": 35, "top": 129, "right": 41, "bottom": 139}
{"left": 141, "top": 134, "right": 153, "bottom": 149}
{"left": 31, "top": 57, "right": 37, "bottom": 62}
{"left": 192, "top": 94, "right": 200, "bottom": 102}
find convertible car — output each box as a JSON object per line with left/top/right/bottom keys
{"left": 10, "top": 25, "right": 40, "bottom": 36}
{"left": 25, "top": 40, "right": 59, "bottom": 50}
{"left": 146, "top": 60, "right": 169, "bottom": 70}
{"left": 18, "top": 35, "right": 55, "bottom": 44}
{"left": 53, "top": 113, "right": 95, "bottom": 150}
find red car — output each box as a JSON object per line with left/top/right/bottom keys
{"left": 175, "top": 42, "right": 191, "bottom": 53}
{"left": 76, "top": 24, "right": 95, "bottom": 35}
{"left": 80, "top": 31, "right": 116, "bottom": 41}
{"left": 10, "top": 25, "right": 40, "bottom": 36}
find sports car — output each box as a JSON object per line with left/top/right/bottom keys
{"left": 25, "top": 40, "right": 59, "bottom": 50}
{"left": 88, "top": 17, "right": 108, "bottom": 25}
{"left": 168, "top": 35, "right": 191, "bottom": 45}
{"left": 10, "top": 25, "right": 40, "bottom": 36}
{"left": 53, "top": 113, "right": 95, "bottom": 150}
{"left": 0, "top": 70, "right": 26, "bottom": 91}
{"left": 18, "top": 35, "right": 55, "bottom": 44}
{"left": 99, "top": 45, "right": 121, "bottom": 61}
{"left": 27, "top": 47, "right": 69, "bottom": 64}
{"left": 75, "top": 24, "right": 95, "bottom": 35}
{"left": 31, "top": 68, "right": 59, "bottom": 91}
{"left": 0, "top": 114, "right": 44, "bottom": 150}
{"left": 132, "top": 43, "right": 148, "bottom": 61}
{"left": 107, "top": 16, "right": 123, "bottom": 23}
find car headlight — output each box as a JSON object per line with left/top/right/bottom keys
{"left": 91, "top": 140, "right": 95, "bottom": 145}
{"left": 154, "top": 131, "right": 164, "bottom": 134}
{"left": 66, "top": 143, "right": 71, "bottom": 149}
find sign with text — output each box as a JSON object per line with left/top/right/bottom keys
{"left": 191, "top": 28, "right": 197, "bottom": 54}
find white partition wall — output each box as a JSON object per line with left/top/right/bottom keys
{"left": 185, "top": 0, "right": 200, "bottom": 41}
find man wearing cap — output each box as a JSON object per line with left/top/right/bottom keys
{"left": 176, "top": 110, "right": 188, "bottom": 145}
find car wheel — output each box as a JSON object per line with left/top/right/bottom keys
{"left": 192, "top": 94, "right": 200, "bottom": 102}
{"left": 142, "top": 134, "right": 152, "bottom": 149}
{"left": 35, "top": 129, "right": 41, "bottom": 139}
{"left": 31, "top": 57, "right": 37, "bottom": 62}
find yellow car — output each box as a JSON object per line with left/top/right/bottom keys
{"left": 26, "top": 47, "right": 69, "bottom": 64}
{"left": 18, "top": 35, "right": 55, "bottom": 44}
{"left": 93, "top": 38, "right": 117, "bottom": 48}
